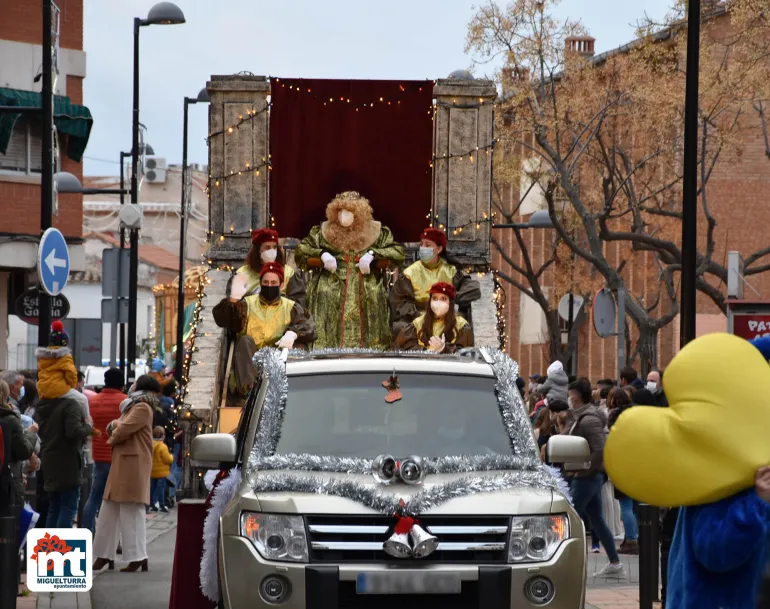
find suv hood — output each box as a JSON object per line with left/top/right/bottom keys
{"left": 249, "top": 470, "right": 554, "bottom": 515}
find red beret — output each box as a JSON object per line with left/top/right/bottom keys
{"left": 430, "top": 282, "right": 456, "bottom": 300}
{"left": 251, "top": 228, "right": 280, "bottom": 246}
{"left": 260, "top": 262, "right": 285, "bottom": 283}
{"left": 420, "top": 227, "right": 447, "bottom": 249}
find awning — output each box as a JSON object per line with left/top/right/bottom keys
{"left": 0, "top": 87, "right": 93, "bottom": 162}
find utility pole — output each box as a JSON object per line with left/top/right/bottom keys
{"left": 119, "top": 151, "right": 128, "bottom": 378}
{"left": 680, "top": 0, "right": 701, "bottom": 348}
{"left": 39, "top": 0, "right": 54, "bottom": 347}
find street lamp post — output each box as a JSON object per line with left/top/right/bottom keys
{"left": 175, "top": 88, "right": 210, "bottom": 383}
{"left": 127, "top": 2, "right": 185, "bottom": 386}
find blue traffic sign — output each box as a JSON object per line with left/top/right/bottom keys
{"left": 38, "top": 227, "right": 70, "bottom": 296}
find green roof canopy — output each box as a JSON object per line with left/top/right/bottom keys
{"left": 0, "top": 88, "right": 93, "bottom": 162}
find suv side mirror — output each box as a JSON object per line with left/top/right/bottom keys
{"left": 191, "top": 433, "right": 237, "bottom": 465}
{"left": 546, "top": 435, "right": 591, "bottom": 471}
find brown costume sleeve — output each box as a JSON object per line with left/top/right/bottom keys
{"left": 389, "top": 273, "right": 420, "bottom": 327}
{"left": 285, "top": 272, "right": 308, "bottom": 309}
{"left": 443, "top": 324, "right": 475, "bottom": 353}
{"left": 212, "top": 298, "right": 248, "bottom": 333}
{"left": 289, "top": 302, "right": 316, "bottom": 348}
{"left": 395, "top": 323, "right": 421, "bottom": 351}
{"left": 453, "top": 270, "right": 482, "bottom": 309}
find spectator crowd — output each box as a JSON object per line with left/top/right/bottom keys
{"left": 0, "top": 322, "right": 184, "bottom": 595}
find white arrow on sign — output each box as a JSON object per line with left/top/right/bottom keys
{"left": 45, "top": 248, "right": 67, "bottom": 274}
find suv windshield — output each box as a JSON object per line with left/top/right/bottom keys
{"left": 270, "top": 373, "right": 513, "bottom": 458}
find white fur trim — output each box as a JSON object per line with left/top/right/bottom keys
{"left": 203, "top": 469, "right": 219, "bottom": 491}
{"left": 200, "top": 467, "right": 242, "bottom": 602}
{"left": 34, "top": 346, "right": 72, "bottom": 359}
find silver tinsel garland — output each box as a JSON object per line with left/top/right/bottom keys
{"left": 249, "top": 470, "right": 563, "bottom": 517}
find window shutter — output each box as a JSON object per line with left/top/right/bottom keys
{"left": 0, "top": 120, "right": 28, "bottom": 172}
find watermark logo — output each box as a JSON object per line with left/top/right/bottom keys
{"left": 26, "top": 529, "right": 92, "bottom": 592}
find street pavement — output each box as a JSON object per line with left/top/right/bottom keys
{"left": 90, "top": 510, "right": 178, "bottom": 609}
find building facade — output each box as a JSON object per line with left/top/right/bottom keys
{"left": 494, "top": 9, "right": 770, "bottom": 381}
{"left": 0, "top": 0, "right": 90, "bottom": 367}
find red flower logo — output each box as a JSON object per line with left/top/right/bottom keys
{"left": 30, "top": 533, "right": 73, "bottom": 571}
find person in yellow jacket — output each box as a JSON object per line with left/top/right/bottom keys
{"left": 149, "top": 426, "right": 173, "bottom": 512}
{"left": 213, "top": 262, "right": 316, "bottom": 396}
{"left": 396, "top": 282, "right": 474, "bottom": 353}
{"left": 235, "top": 228, "right": 307, "bottom": 307}
{"left": 390, "top": 227, "right": 481, "bottom": 339}
{"left": 36, "top": 320, "right": 79, "bottom": 399}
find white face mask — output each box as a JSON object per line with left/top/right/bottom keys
{"left": 338, "top": 210, "right": 355, "bottom": 227}
{"left": 419, "top": 247, "right": 436, "bottom": 262}
{"left": 646, "top": 381, "right": 658, "bottom": 392}
{"left": 260, "top": 248, "right": 278, "bottom": 263}
{"left": 430, "top": 299, "right": 450, "bottom": 318}
{"left": 567, "top": 396, "right": 575, "bottom": 409}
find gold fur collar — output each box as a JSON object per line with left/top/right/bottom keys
{"left": 321, "top": 192, "right": 381, "bottom": 253}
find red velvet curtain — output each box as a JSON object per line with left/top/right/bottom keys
{"left": 269, "top": 78, "right": 434, "bottom": 242}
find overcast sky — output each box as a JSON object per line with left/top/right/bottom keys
{"left": 82, "top": 0, "right": 672, "bottom": 176}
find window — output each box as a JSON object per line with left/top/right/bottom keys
{"left": 270, "top": 374, "right": 513, "bottom": 458}
{"left": 0, "top": 118, "right": 43, "bottom": 174}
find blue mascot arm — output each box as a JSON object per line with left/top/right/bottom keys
{"left": 692, "top": 489, "right": 770, "bottom": 573}
{"left": 750, "top": 336, "right": 770, "bottom": 361}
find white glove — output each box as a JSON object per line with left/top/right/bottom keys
{"left": 428, "top": 334, "right": 446, "bottom": 353}
{"left": 321, "top": 252, "right": 337, "bottom": 273}
{"left": 358, "top": 251, "right": 375, "bottom": 275}
{"left": 276, "top": 330, "right": 298, "bottom": 349}
{"left": 229, "top": 273, "right": 249, "bottom": 301}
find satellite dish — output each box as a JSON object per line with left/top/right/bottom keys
{"left": 593, "top": 289, "right": 616, "bottom": 338}
{"left": 558, "top": 294, "right": 584, "bottom": 322}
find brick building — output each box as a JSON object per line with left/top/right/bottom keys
{"left": 0, "top": 0, "right": 91, "bottom": 367}
{"left": 493, "top": 7, "right": 770, "bottom": 381}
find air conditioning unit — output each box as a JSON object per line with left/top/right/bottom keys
{"left": 145, "top": 156, "right": 167, "bottom": 171}
{"left": 146, "top": 168, "right": 167, "bottom": 183}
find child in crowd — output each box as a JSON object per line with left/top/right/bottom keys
{"left": 35, "top": 320, "right": 78, "bottom": 399}
{"left": 150, "top": 426, "right": 173, "bottom": 513}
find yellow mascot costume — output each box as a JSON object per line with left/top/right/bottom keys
{"left": 604, "top": 333, "right": 770, "bottom": 609}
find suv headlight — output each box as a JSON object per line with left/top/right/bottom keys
{"left": 508, "top": 515, "right": 569, "bottom": 563}
{"left": 240, "top": 512, "right": 309, "bottom": 563}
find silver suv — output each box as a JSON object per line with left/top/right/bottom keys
{"left": 193, "top": 349, "right": 590, "bottom": 609}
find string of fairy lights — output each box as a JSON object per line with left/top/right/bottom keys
{"left": 492, "top": 270, "right": 508, "bottom": 352}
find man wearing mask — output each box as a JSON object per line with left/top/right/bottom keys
{"left": 0, "top": 371, "right": 25, "bottom": 413}
{"left": 565, "top": 378, "right": 626, "bottom": 580}
{"left": 213, "top": 262, "right": 316, "bottom": 395}
{"left": 646, "top": 369, "right": 668, "bottom": 406}
{"left": 295, "top": 191, "right": 404, "bottom": 349}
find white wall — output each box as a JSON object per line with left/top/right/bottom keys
{"left": 6, "top": 282, "right": 154, "bottom": 370}
{"left": 0, "top": 40, "right": 86, "bottom": 96}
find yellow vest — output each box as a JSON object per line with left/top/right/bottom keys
{"left": 237, "top": 264, "right": 295, "bottom": 296}
{"left": 404, "top": 259, "right": 457, "bottom": 305}
{"left": 412, "top": 313, "right": 468, "bottom": 347}
{"left": 243, "top": 295, "right": 295, "bottom": 349}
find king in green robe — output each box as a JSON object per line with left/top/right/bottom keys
{"left": 295, "top": 192, "right": 405, "bottom": 350}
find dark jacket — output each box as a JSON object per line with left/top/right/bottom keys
{"left": 36, "top": 396, "right": 93, "bottom": 492}
{"left": 153, "top": 398, "right": 175, "bottom": 447}
{"left": 0, "top": 405, "right": 36, "bottom": 507}
{"left": 566, "top": 404, "right": 607, "bottom": 477}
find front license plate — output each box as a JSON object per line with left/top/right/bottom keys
{"left": 356, "top": 572, "right": 462, "bottom": 595}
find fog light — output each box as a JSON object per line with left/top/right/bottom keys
{"left": 260, "top": 575, "right": 290, "bottom": 603}
{"left": 524, "top": 576, "right": 554, "bottom": 605}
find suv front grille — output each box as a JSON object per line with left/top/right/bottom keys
{"left": 306, "top": 515, "right": 510, "bottom": 563}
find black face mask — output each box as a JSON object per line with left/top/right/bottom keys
{"left": 261, "top": 285, "right": 281, "bottom": 303}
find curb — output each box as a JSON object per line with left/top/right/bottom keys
{"left": 36, "top": 590, "right": 91, "bottom": 609}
